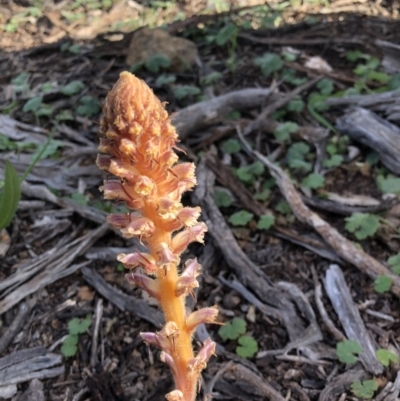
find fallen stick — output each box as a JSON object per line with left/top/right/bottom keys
{"left": 237, "top": 129, "right": 400, "bottom": 298}
{"left": 172, "top": 88, "right": 281, "bottom": 140}
{"left": 324, "top": 264, "right": 383, "bottom": 375}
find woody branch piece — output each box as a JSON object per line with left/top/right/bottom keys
{"left": 96, "top": 72, "right": 217, "bottom": 401}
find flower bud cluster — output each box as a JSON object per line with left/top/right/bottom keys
{"left": 97, "top": 72, "right": 217, "bottom": 401}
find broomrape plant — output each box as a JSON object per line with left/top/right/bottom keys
{"left": 96, "top": 72, "right": 218, "bottom": 401}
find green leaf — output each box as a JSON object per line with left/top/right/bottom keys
{"left": 376, "top": 175, "right": 400, "bottom": 195}
{"left": 389, "top": 74, "right": 400, "bottom": 90}
{"left": 257, "top": 214, "right": 275, "bottom": 230}
{"left": 301, "top": 173, "right": 325, "bottom": 189}
{"left": 388, "top": 254, "right": 400, "bottom": 275}
{"left": 323, "top": 154, "right": 343, "bottom": 168}
{"left": 145, "top": 54, "right": 171, "bottom": 73}
{"left": 376, "top": 349, "right": 398, "bottom": 366}
{"left": 0, "top": 161, "right": 22, "bottom": 229}
{"left": 60, "top": 80, "right": 85, "bottom": 96}
{"left": 214, "top": 189, "right": 233, "bottom": 207}
{"left": 316, "top": 78, "right": 334, "bottom": 95}
{"left": 70, "top": 193, "right": 88, "bottom": 206}
{"left": 374, "top": 275, "right": 392, "bottom": 294}
{"left": 77, "top": 96, "right": 100, "bottom": 117}
{"left": 222, "top": 139, "right": 241, "bottom": 154}
{"left": 367, "top": 70, "right": 391, "bottom": 84}
{"left": 201, "top": 72, "right": 223, "bottom": 86}
{"left": 235, "top": 162, "right": 264, "bottom": 184}
{"left": 23, "top": 96, "right": 43, "bottom": 113}
{"left": 351, "top": 380, "right": 378, "bottom": 399}
{"left": 173, "top": 85, "right": 201, "bottom": 100}
{"left": 31, "top": 139, "right": 63, "bottom": 161}
{"left": 273, "top": 121, "right": 299, "bottom": 142}
{"left": 55, "top": 109, "right": 74, "bottom": 122}
{"left": 68, "top": 44, "right": 81, "bottom": 54}
{"left": 345, "top": 213, "right": 380, "bottom": 240}
{"left": 216, "top": 23, "right": 238, "bottom": 46}
{"left": 336, "top": 339, "right": 362, "bottom": 364}
{"left": 254, "top": 53, "right": 284, "bottom": 77}
{"left": 308, "top": 92, "right": 329, "bottom": 112}
{"left": 61, "top": 334, "right": 79, "bottom": 357}
{"left": 286, "top": 99, "right": 305, "bottom": 113}
{"left": 36, "top": 104, "right": 54, "bottom": 117}
{"left": 345, "top": 50, "right": 368, "bottom": 62}
{"left": 155, "top": 74, "right": 176, "bottom": 86}
{"left": 287, "top": 142, "right": 312, "bottom": 172}
{"left": 228, "top": 210, "right": 253, "bottom": 226}
{"left": 282, "top": 68, "right": 308, "bottom": 86}
{"left": 68, "top": 315, "right": 92, "bottom": 335}
{"left": 218, "top": 317, "right": 246, "bottom": 341}
{"left": 254, "top": 187, "right": 271, "bottom": 201}
{"left": 236, "top": 335, "right": 258, "bottom": 358}
{"left": 275, "top": 200, "right": 291, "bottom": 215}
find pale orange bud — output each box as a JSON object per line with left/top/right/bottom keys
{"left": 125, "top": 273, "right": 160, "bottom": 299}
{"left": 141, "top": 332, "right": 171, "bottom": 354}
{"left": 186, "top": 307, "right": 219, "bottom": 332}
{"left": 154, "top": 242, "right": 179, "bottom": 265}
{"left": 119, "top": 216, "right": 155, "bottom": 239}
{"left": 171, "top": 223, "right": 207, "bottom": 255}
{"left": 117, "top": 252, "right": 157, "bottom": 273}
{"left": 175, "top": 259, "right": 201, "bottom": 298}
{"left": 165, "top": 390, "right": 184, "bottom": 401}
{"left": 187, "top": 338, "right": 216, "bottom": 374}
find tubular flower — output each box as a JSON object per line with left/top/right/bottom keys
{"left": 97, "top": 72, "right": 217, "bottom": 401}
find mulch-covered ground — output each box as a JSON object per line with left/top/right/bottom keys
{"left": 1, "top": 1, "right": 400, "bottom": 400}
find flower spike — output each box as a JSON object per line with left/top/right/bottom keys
{"left": 97, "top": 72, "right": 218, "bottom": 401}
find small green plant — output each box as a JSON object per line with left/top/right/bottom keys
{"left": 376, "top": 175, "right": 400, "bottom": 195}
{"left": 214, "top": 189, "right": 233, "bottom": 207}
{"left": 155, "top": 74, "right": 176, "bottom": 86}
{"left": 351, "top": 380, "right": 378, "bottom": 399}
{"left": 60, "top": 80, "right": 85, "bottom": 96}
{"left": 173, "top": 85, "right": 201, "bottom": 100}
{"left": 61, "top": 315, "right": 92, "bottom": 357}
{"left": 387, "top": 253, "right": 400, "bottom": 275}
{"left": 275, "top": 200, "right": 291, "bottom": 215}
{"left": 286, "top": 98, "right": 304, "bottom": 113}
{"left": 345, "top": 213, "right": 380, "bottom": 240}
{"left": 287, "top": 142, "right": 312, "bottom": 172}
{"left": 257, "top": 214, "right": 275, "bottom": 230}
{"left": 0, "top": 134, "right": 54, "bottom": 229}
{"left": 273, "top": 121, "right": 298, "bottom": 142}
{"left": 145, "top": 54, "right": 171, "bottom": 73}
{"left": 23, "top": 96, "right": 54, "bottom": 124}
{"left": 201, "top": 72, "right": 223, "bottom": 86}
{"left": 374, "top": 275, "right": 392, "bottom": 294}
{"left": 228, "top": 210, "right": 253, "bottom": 226}
{"left": 235, "top": 161, "right": 264, "bottom": 184}
{"left": 253, "top": 52, "right": 284, "bottom": 77}
{"left": 376, "top": 349, "right": 398, "bottom": 366}
{"left": 222, "top": 139, "right": 241, "bottom": 154}
{"left": 77, "top": 96, "right": 100, "bottom": 117}
{"left": 218, "top": 317, "right": 258, "bottom": 358}
{"left": 336, "top": 339, "right": 362, "bottom": 364}
{"left": 0, "top": 162, "right": 21, "bottom": 230}
{"left": 301, "top": 173, "right": 325, "bottom": 189}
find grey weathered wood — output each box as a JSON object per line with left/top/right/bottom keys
{"left": 81, "top": 267, "right": 163, "bottom": 327}
{"left": 172, "top": 88, "right": 280, "bottom": 139}
{"left": 335, "top": 108, "right": 400, "bottom": 175}
{"left": 318, "top": 365, "right": 366, "bottom": 401}
{"left": 324, "top": 264, "right": 383, "bottom": 375}
{"left": 0, "top": 349, "right": 64, "bottom": 386}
